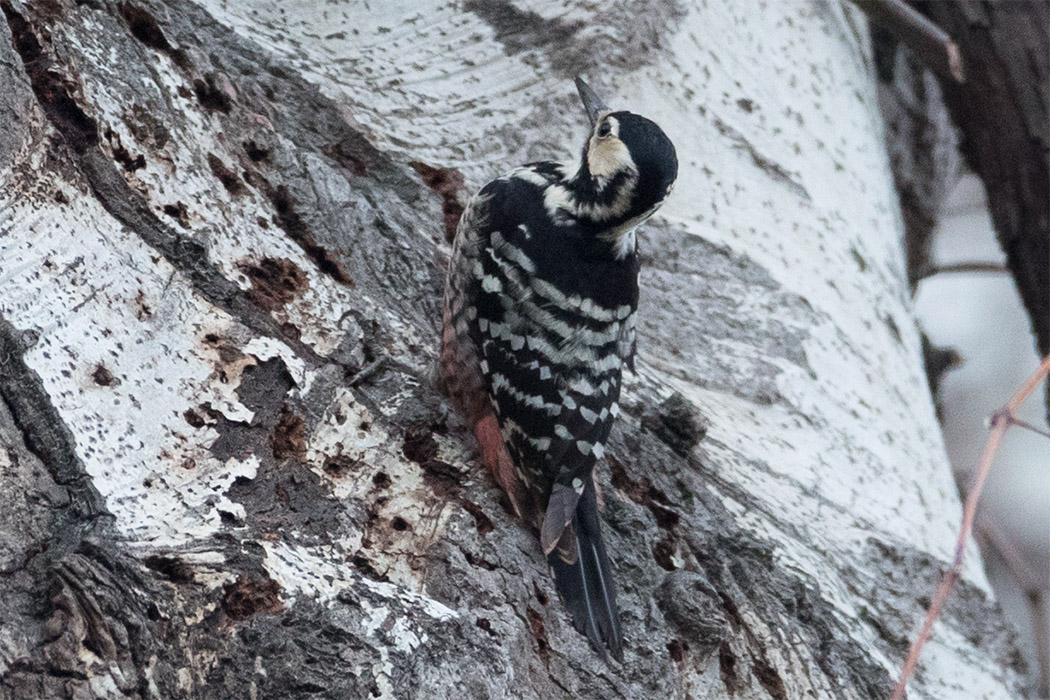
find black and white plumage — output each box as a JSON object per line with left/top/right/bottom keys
{"left": 440, "top": 78, "right": 677, "bottom": 661}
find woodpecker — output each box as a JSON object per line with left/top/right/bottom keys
{"left": 440, "top": 77, "right": 677, "bottom": 661}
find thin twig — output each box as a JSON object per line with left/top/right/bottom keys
{"left": 1005, "top": 415, "right": 1050, "bottom": 440}
{"left": 850, "top": 0, "right": 965, "bottom": 82}
{"left": 917, "top": 262, "right": 1008, "bottom": 280}
{"left": 891, "top": 354, "right": 1050, "bottom": 700}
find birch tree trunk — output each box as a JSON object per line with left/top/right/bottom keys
{"left": 0, "top": 1, "right": 1026, "bottom": 698}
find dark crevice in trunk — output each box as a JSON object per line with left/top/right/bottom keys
{"left": 1, "top": 1, "right": 329, "bottom": 370}
{"left": 0, "top": 317, "right": 109, "bottom": 524}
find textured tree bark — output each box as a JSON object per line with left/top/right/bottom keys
{"left": 910, "top": 0, "right": 1049, "bottom": 367}
{"left": 0, "top": 1, "right": 1027, "bottom": 699}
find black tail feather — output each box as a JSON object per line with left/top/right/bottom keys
{"left": 547, "top": 480, "right": 623, "bottom": 661}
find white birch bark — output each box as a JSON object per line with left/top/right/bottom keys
{"left": 0, "top": 1, "right": 1025, "bottom": 698}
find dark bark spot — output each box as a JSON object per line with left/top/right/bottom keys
{"left": 238, "top": 257, "right": 308, "bottom": 311}
{"left": 264, "top": 184, "right": 354, "bottom": 286}
{"left": 390, "top": 516, "right": 411, "bottom": 532}
{"left": 109, "top": 138, "right": 146, "bottom": 171}
{"left": 324, "top": 454, "right": 361, "bottom": 477}
{"left": 321, "top": 141, "right": 367, "bottom": 176}
{"left": 1, "top": 2, "right": 99, "bottom": 152}
{"left": 91, "top": 363, "right": 116, "bottom": 386}
{"left": 193, "top": 75, "right": 232, "bottom": 113}
{"left": 183, "top": 408, "right": 205, "bottom": 428}
{"left": 222, "top": 574, "right": 283, "bottom": 621}
{"left": 533, "top": 583, "right": 549, "bottom": 606}
{"left": 404, "top": 429, "right": 462, "bottom": 499}
{"left": 135, "top": 289, "right": 152, "bottom": 320}
{"left": 475, "top": 617, "right": 494, "bottom": 635}
{"left": 458, "top": 499, "right": 494, "bottom": 535}
{"left": 118, "top": 3, "right": 191, "bottom": 69}
{"left": 143, "top": 555, "right": 195, "bottom": 583}
{"left": 462, "top": 550, "right": 498, "bottom": 571}
{"left": 207, "top": 152, "right": 246, "bottom": 194}
{"left": 719, "top": 642, "right": 739, "bottom": 690}
{"left": 667, "top": 639, "right": 686, "bottom": 663}
{"left": 243, "top": 140, "right": 269, "bottom": 162}
{"left": 640, "top": 392, "right": 707, "bottom": 457}
{"left": 53, "top": 189, "right": 69, "bottom": 204}
{"left": 402, "top": 429, "right": 438, "bottom": 464}
{"left": 525, "top": 606, "right": 549, "bottom": 657}
{"left": 371, "top": 471, "right": 391, "bottom": 488}
{"left": 270, "top": 406, "right": 305, "bottom": 461}
{"left": 752, "top": 654, "right": 787, "bottom": 700}
{"left": 351, "top": 555, "right": 388, "bottom": 582}
{"left": 651, "top": 536, "right": 676, "bottom": 571}
{"left": 410, "top": 161, "right": 467, "bottom": 243}
{"left": 161, "top": 201, "right": 190, "bottom": 229}
{"left": 119, "top": 3, "right": 171, "bottom": 51}
{"left": 736, "top": 98, "right": 755, "bottom": 113}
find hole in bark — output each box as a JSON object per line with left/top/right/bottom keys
{"left": 117, "top": 3, "right": 190, "bottom": 68}
{"left": 476, "top": 617, "right": 494, "bottom": 635}
{"left": 533, "top": 583, "right": 549, "bottom": 606}
{"left": 668, "top": 638, "right": 687, "bottom": 663}
{"left": 193, "top": 76, "right": 231, "bottom": 113}
{"left": 649, "top": 503, "right": 680, "bottom": 530}
{"left": 372, "top": 471, "right": 391, "bottom": 489}
{"left": 243, "top": 140, "right": 269, "bottom": 162}
{"left": 390, "top": 516, "right": 411, "bottom": 532}
{"left": 144, "top": 555, "right": 195, "bottom": 583}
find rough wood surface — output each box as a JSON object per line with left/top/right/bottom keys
{"left": 0, "top": 1, "right": 1026, "bottom": 698}
{"left": 914, "top": 0, "right": 1048, "bottom": 362}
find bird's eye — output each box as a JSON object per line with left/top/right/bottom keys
{"left": 596, "top": 120, "right": 612, "bottom": 138}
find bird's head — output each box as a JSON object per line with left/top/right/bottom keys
{"left": 569, "top": 77, "right": 678, "bottom": 254}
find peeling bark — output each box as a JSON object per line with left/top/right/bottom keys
{"left": 0, "top": 1, "right": 1027, "bottom": 699}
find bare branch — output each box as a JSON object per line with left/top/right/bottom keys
{"left": 917, "top": 261, "right": 1008, "bottom": 280}
{"left": 891, "top": 354, "right": 1050, "bottom": 699}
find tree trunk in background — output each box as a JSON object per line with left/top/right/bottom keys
{"left": 0, "top": 1, "right": 1026, "bottom": 698}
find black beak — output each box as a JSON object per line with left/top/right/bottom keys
{"left": 574, "top": 77, "right": 609, "bottom": 126}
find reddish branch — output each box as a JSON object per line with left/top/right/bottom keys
{"left": 891, "top": 354, "right": 1050, "bottom": 700}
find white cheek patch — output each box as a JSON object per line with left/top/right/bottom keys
{"left": 587, "top": 138, "right": 634, "bottom": 179}
{"left": 587, "top": 116, "right": 635, "bottom": 180}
